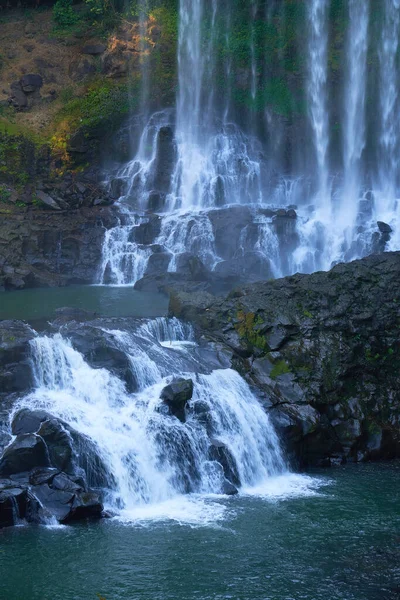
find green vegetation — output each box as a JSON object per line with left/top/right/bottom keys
{"left": 53, "top": 0, "right": 79, "bottom": 29}
{"left": 270, "top": 359, "right": 291, "bottom": 380}
{"left": 236, "top": 311, "right": 269, "bottom": 351}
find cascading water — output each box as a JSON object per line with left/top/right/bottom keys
{"left": 16, "top": 318, "right": 296, "bottom": 522}
{"left": 374, "top": 0, "right": 400, "bottom": 249}
{"left": 99, "top": 0, "right": 400, "bottom": 288}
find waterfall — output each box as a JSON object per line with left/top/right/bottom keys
{"left": 99, "top": 0, "right": 400, "bottom": 288}
{"left": 336, "top": 0, "right": 370, "bottom": 262}
{"left": 98, "top": 210, "right": 151, "bottom": 285}
{"left": 18, "top": 319, "right": 288, "bottom": 520}
{"left": 307, "top": 0, "right": 330, "bottom": 208}
{"left": 375, "top": 0, "right": 400, "bottom": 248}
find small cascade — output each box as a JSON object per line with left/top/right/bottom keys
{"left": 98, "top": 211, "right": 151, "bottom": 285}
{"left": 20, "top": 320, "right": 287, "bottom": 517}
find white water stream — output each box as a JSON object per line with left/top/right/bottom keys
{"left": 13, "top": 318, "right": 319, "bottom": 525}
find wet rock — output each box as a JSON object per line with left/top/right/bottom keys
{"left": 65, "top": 325, "right": 136, "bottom": 392}
{"left": 29, "top": 467, "right": 59, "bottom": 486}
{"left": 145, "top": 251, "right": 172, "bottom": 276}
{"left": 110, "top": 177, "right": 127, "bottom": 199}
{"left": 150, "top": 126, "right": 176, "bottom": 195}
{"left": 131, "top": 216, "right": 162, "bottom": 245}
{"left": 209, "top": 439, "right": 241, "bottom": 487}
{"left": 175, "top": 253, "right": 209, "bottom": 281}
{"left": 160, "top": 378, "right": 194, "bottom": 422}
{"left": 147, "top": 191, "right": 166, "bottom": 212}
{"left": 12, "top": 409, "right": 51, "bottom": 436}
{"left": 377, "top": 221, "right": 392, "bottom": 234}
{"left": 221, "top": 479, "right": 239, "bottom": 496}
{"left": 0, "top": 488, "right": 40, "bottom": 528}
{"left": 36, "top": 418, "right": 75, "bottom": 473}
{"left": 0, "top": 434, "right": 50, "bottom": 477}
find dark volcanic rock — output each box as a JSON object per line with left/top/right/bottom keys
{"left": 160, "top": 378, "right": 194, "bottom": 422}
{"left": 12, "top": 409, "right": 51, "bottom": 436}
{"left": 0, "top": 207, "right": 117, "bottom": 290}
{"left": 168, "top": 252, "right": 400, "bottom": 466}
{"left": 0, "top": 434, "right": 50, "bottom": 476}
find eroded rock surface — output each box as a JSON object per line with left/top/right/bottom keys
{"left": 169, "top": 252, "right": 400, "bottom": 467}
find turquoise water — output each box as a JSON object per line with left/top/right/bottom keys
{"left": 0, "top": 286, "right": 169, "bottom": 321}
{"left": 0, "top": 463, "right": 399, "bottom": 600}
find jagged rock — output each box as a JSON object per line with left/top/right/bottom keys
{"left": 35, "top": 190, "right": 61, "bottom": 210}
{"left": 64, "top": 324, "right": 136, "bottom": 392}
{"left": 0, "top": 434, "right": 50, "bottom": 476}
{"left": 0, "top": 206, "right": 117, "bottom": 290}
{"left": 169, "top": 252, "right": 400, "bottom": 466}
{"left": 29, "top": 467, "right": 59, "bottom": 486}
{"left": 160, "top": 378, "right": 194, "bottom": 422}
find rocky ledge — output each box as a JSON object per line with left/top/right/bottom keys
{"left": 0, "top": 206, "right": 118, "bottom": 289}
{"left": 169, "top": 252, "right": 400, "bottom": 467}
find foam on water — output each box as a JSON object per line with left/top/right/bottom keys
{"left": 13, "top": 317, "right": 323, "bottom": 526}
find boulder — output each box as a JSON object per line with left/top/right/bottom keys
{"left": 150, "top": 126, "right": 176, "bottom": 195}
{"left": 0, "top": 434, "right": 50, "bottom": 477}
{"left": 29, "top": 467, "right": 59, "bottom": 486}
{"left": 0, "top": 488, "right": 40, "bottom": 528}
{"left": 221, "top": 479, "right": 239, "bottom": 496}
{"left": 175, "top": 253, "right": 209, "bottom": 281}
{"left": 33, "top": 483, "right": 102, "bottom": 523}
{"left": 20, "top": 74, "right": 43, "bottom": 93}
{"left": 145, "top": 251, "right": 172, "bottom": 276}
{"left": 160, "top": 378, "right": 194, "bottom": 422}
{"left": 209, "top": 439, "right": 240, "bottom": 487}
{"left": 8, "top": 82, "right": 27, "bottom": 110}
{"left": 37, "top": 418, "right": 74, "bottom": 473}
{"left": 377, "top": 221, "right": 392, "bottom": 234}
{"left": 35, "top": 191, "right": 61, "bottom": 211}
{"left": 12, "top": 409, "right": 51, "bottom": 435}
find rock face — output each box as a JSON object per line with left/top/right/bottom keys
{"left": 0, "top": 207, "right": 118, "bottom": 289}
{"left": 169, "top": 252, "right": 400, "bottom": 467}
{"left": 0, "top": 410, "right": 103, "bottom": 528}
